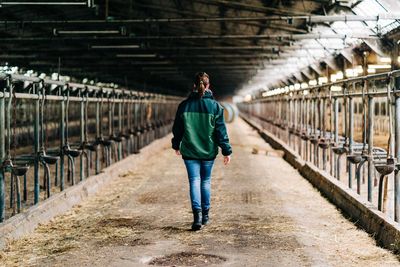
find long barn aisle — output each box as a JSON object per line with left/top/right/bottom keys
{"left": 1, "top": 118, "right": 398, "bottom": 267}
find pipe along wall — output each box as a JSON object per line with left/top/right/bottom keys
{"left": 0, "top": 74, "right": 182, "bottom": 223}
{"left": 238, "top": 70, "right": 400, "bottom": 223}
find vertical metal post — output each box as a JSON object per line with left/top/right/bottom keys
{"left": 334, "top": 97, "right": 339, "bottom": 179}
{"left": 344, "top": 87, "right": 350, "bottom": 181}
{"left": 367, "top": 96, "right": 374, "bottom": 202}
{"left": 329, "top": 94, "right": 334, "bottom": 176}
{"left": 288, "top": 97, "right": 292, "bottom": 146}
{"left": 34, "top": 83, "right": 40, "bottom": 204}
{"left": 0, "top": 92, "right": 5, "bottom": 222}
{"left": 293, "top": 97, "right": 297, "bottom": 151}
{"left": 118, "top": 94, "right": 122, "bottom": 160}
{"left": 298, "top": 97, "right": 303, "bottom": 157}
{"left": 314, "top": 97, "right": 318, "bottom": 166}
{"left": 395, "top": 95, "right": 400, "bottom": 221}
{"left": 348, "top": 96, "right": 354, "bottom": 188}
{"left": 95, "top": 95, "right": 100, "bottom": 174}
{"left": 392, "top": 39, "right": 400, "bottom": 221}
{"left": 59, "top": 88, "right": 65, "bottom": 191}
{"left": 305, "top": 97, "right": 309, "bottom": 161}
{"left": 108, "top": 94, "right": 113, "bottom": 165}
{"left": 322, "top": 97, "right": 327, "bottom": 171}
{"left": 310, "top": 97, "right": 314, "bottom": 162}
{"left": 80, "top": 90, "right": 84, "bottom": 181}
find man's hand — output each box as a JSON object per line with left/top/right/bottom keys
{"left": 223, "top": 155, "right": 231, "bottom": 165}
{"left": 175, "top": 150, "right": 181, "bottom": 156}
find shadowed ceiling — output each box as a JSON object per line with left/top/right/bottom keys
{"left": 0, "top": 0, "right": 357, "bottom": 97}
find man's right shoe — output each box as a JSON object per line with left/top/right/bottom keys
{"left": 191, "top": 210, "right": 202, "bottom": 231}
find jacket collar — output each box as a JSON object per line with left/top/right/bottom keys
{"left": 189, "top": 89, "right": 214, "bottom": 99}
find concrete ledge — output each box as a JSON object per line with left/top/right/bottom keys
{"left": 0, "top": 134, "right": 172, "bottom": 249}
{"left": 241, "top": 115, "right": 400, "bottom": 252}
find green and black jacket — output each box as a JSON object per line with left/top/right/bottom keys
{"left": 171, "top": 89, "right": 232, "bottom": 160}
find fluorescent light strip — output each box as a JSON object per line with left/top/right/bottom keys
{"left": 0, "top": 1, "right": 87, "bottom": 5}
{"left": 368, "top": 64, "right": 391, "bottom": 69}
{"left": 116, "top": 54, "right": 157, "bottom": 58}
{"left": 91, "top": 45, "right": 140, "bottom": 49}
{"left": 56, "top": 30, "right": 120, "bottom": 34}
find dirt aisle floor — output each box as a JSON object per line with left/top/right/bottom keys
{"left": 1, "top": 117, "right": 399, "bottom": 267}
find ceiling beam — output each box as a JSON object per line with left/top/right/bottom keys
{"left": 0, "top": 33, "right": 377, "bottom": 42}
{"left": 192, "top": 0, "right": 311, "bottom": 16}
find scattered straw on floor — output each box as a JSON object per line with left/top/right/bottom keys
{"left": 148, "top": 251, "right": 227, "bottom": 266}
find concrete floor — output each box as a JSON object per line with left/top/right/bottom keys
{"left": 1, "top": 118, "right": 399, "bottom": 267}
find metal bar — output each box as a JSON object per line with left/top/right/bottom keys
{"left": 0, "top": 94, "right": 4, "bottom": 222}
{"left": 95, "top": 96, "right": 100, "bottom": 174}
{"left": 118, "top": 97, "right": 122, "bottom": 160}
{"left": 0, "top": 34, "right": 378, "bottom": 42}
{"left": 80, "top": 90, "right": 84, "bottom": 181}
{"left": 266, "top": 70, "right": 400, "bottom": 97}
{"left": 0, "top": 1, "right": 88, "bottom": 5}
{"left": 59, "top": 90, "right": 65, "bottom": 191}
{"left": 395, "top": 95, "right": 400, "bottom": 221}
{"left": 367, "top": 96, "right": 375, "bottom": 202}
{"left": 147, "top": 45, "right": 346, "bottom": 51}
{"left": 1, "top": 15, "right": 397, "bottom": 24}
{"left": 0, "top": 92, "right": 179, "bottom": 104}
{"left": 101, "top": 33, "right": 379, "bottom": 40}
{"left": 33, "top": 83, "right": 40, "bottom": 204}
{"left": 349, "top": 97, "right": 354, "bottom": 189}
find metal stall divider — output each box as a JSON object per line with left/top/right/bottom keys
{"left": 347, "top": 82, "right": 357, "bottom": 189}
{"left": 376, "top": 75, "right": 395, "bottom": 212}
{"left": 0, "top": 75, "right": 181, "bottom": 223}
{"left": 238, "top": 70, "right": 400, "bottom": 221}
{"left": 133, "top": 92, "right": 140, "bottom": 154}
{"left": 297, "top": 93, "right": 303, "bottom": 158}
{"left": 39, "top": 81, "right": 59, "bottom": 198}
{"left": 126, "top": 91, "right": 133, "bottom": 155}
{"left": 79, "top": 87, "right": 86, "bottom": 182}
{"left": 347, "top": 81, "right": 367, "bottom": 194}
{"left": 318, "top": 89, "right": 329, "bottom": 171}
{"left": 367, "top": 81, "right": 375, "bottom": 202}
{"left": 81, "top": 87, "right": 97, "bottom": 177}
{"left": 117, "top": 90, "right": 123, "bottom": 161}
{"left": 7, "top": 79, "right": 30, "bottom": 215}
{"left": 395, "top": 76, "right": 400, "bottom": 222}
{"left": 328, "top": 87, "right": 335, "bottom": 176}
{"left": 107, "top": 91, "right": 114, "bottom": 165}
{"left": 94, "top": 89, "right": 102, "bottom": 174}
{"left": 63, "top": 86, "right": 82, "bottom": 186}
{"left": 301, "top": 92, "right": 310, "bottom": 161}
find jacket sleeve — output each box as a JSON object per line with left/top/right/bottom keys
{"left": 171, "top": 103, "right": 184, "bottom": 150}
{"left": 215, "top": 104, "right": 232, "bottom": 156}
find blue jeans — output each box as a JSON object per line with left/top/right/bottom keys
{"left": 183, "top": 159, "right": 215, "bottom": 212}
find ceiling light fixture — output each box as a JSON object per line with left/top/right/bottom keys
{"left": 53, "top": 27, "right": 126, "bottom": 36}
{"left": 368, "top": 64, "right": 391, "bottom": 69}
{"left": 91, "top": 45, "right": 140, "bottom": 49}
{"left": 116, "top": 54, "right": 157, "bottom": 58}
{"left": 0, "top": 1, "right": 89, "bottom": 6}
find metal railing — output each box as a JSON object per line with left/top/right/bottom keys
{"left": 0, "top": 74, "right": 181, "bottom": 222}
{"left": 238, "top": 70, "right": 400, "bottom": 222}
